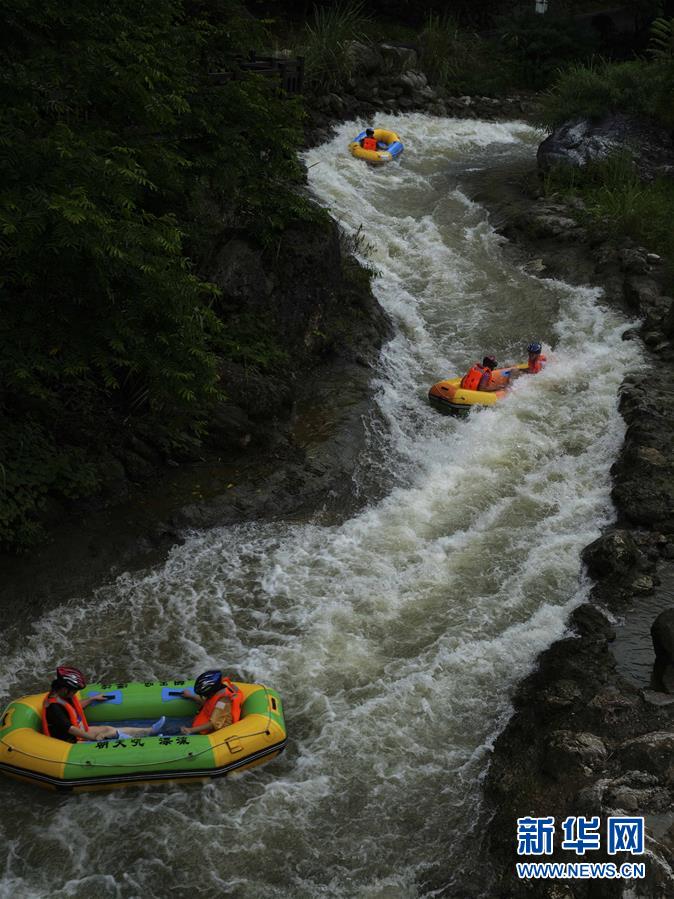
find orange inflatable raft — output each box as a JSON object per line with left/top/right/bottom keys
{"left": 428, "top": 363, "right": 528, "bottom": 414}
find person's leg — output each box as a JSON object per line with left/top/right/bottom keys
{"left": 119, "top": 717, "right": 165, "bottom": 738}
{"left": 85, "top": 725, "right": 118, "bottom": 740}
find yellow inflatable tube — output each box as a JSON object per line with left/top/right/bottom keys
{"left": 349, "top": 129, "right": 403, "bottom": 165}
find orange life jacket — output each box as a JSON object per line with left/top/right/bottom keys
{"left": 192, "top": 679, "right": 242, "bottom": 729}
{"left": 460, "top": 363, "right": 492, "bottom": 391}
{"left": 362, "top": 137, "right": 377, "bottom": 151}
{"left": 42, "top": 694, "right": 89, "bottom": 740}
{"left": 528, "top": 353, "right": 547, "bottom": 374}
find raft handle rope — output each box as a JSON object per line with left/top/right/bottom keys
{"left": 0, "top": 686, "right": 278, "bottom": 770}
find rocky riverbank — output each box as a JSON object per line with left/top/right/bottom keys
{"left": 0, "top": 215, "right": 391, "bottom": 618}
{"left": 470, "top": 129, "right": 674, "bottom": 896}
{"left": 303, "top": 40, "right": 539, "bottom": 146}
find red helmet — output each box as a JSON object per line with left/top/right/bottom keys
{"left": 55, "top": 666, "right": 87, "bottom": 690}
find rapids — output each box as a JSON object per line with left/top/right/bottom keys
{"left": 0, "top": 114, "right": 642, "bottom": 898}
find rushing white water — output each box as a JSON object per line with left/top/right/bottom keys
{"left": 0, "top": 115, "right": 642, "bottom": 899}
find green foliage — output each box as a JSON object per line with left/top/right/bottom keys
{"left": 539, "top": 57, "right": 674, "bottom": 129}
{"left": 649, "top": 16, "right": 674, "bottom": 59}
{"left": 302, "top": 0, "right": 371, "bottom": 93}
{"left": 218, "top": 314, "right": 290, "bottom": 372}
{"left": 418, "top": 12, "right": 514, "bottom": 96}
{"left": 0, "top": 0, "right": 309, "bottom": 550}
{"left": 496, "top": 12, "right": 599, "bottom": 89}
{"left": 0, "top": 419, "right": 100, "bottom": 549}
{"left": 339, "top": 224, "right": 380, "bottom": 286}
{"left": 544, "top": 152, "right": 674, "bottom": 271}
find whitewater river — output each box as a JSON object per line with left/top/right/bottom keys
{"left": 0, "top": 115, "right": 642, "bottom": 898}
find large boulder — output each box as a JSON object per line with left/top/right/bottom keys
{"left": 345, "top": 41, "right": 382, "bottom": 76}
{"left": 543, "top": 730, "right": 608, "bottom": 780}
{"left": 581, "top": 529, "right": 641, "bottom": 579}
{"left": 616, "top": 732, "right": 674, "bottom": 785}
{"left": 379, "top": 43, "right": 417, "bottom": 73}
{"left": 652, "top": 608, "right": 674, "bottom": 693}
{"left": 652, "top": 608, "right": 674, "bottom": 665}
{"left": 538, "top": 115, "right": 674, "bottom": 181}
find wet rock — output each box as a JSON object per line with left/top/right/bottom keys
{"left": 602, "top": 771, "right": 671, "bottom": 813}
{"left": 631, "top": 574, "right": 656, "bottom": 595}
{"left": 543, "top": 731, "right": 608, "bottom": 780}
{"left": 616, "top": 732, "right": 674, "bottom": 785}
{"left": 115, "top": 449, "right": 156, "bottom": 483}
{"left": 571, "top": 603, "right": 616, "bottom": 642}
{"left": 619, "top": 247, "right": 650, "bottom": 275}
{"left": 661, "top": 666, "right": 674, "bottom": 693}
{"left": 588, "top": 687, "right": 639, "bottom": 726}
{"left": 642, "top": 689, "right": 674, "bottom": 707}
{"left": 379, "top": 43, "right": 417, "bottom": 72}
{"left": 541, "top": 679, "right": 582, "bottom": 708}
{"left": 652, "top": 608, "right": 674, "bottom": 693}
{"left": 624, "top": 274, "right": 664, "bottom": 314}
{"left": 538, "top": 115, "right": 674, "bottom": 181}
{"left": 345, "top": 41, "right": 381, "bottom": 76}
{"left": 581, "top": 530, "right": 641, "bottom": 580}
{"left": 210, "top": 238, "right": 272, "bottom": 303}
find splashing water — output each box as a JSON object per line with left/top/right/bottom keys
{"left": 0, "top": 115, "right": 642, "bottom": 898}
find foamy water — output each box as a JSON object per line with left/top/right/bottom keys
{"left": 0, "top": 115, "right": 642, "bottom": 898}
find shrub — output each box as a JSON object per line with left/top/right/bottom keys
{"left": 302, "top": 0, "right": 371, "bottom": 93}
{"left": 496, "top": 12, "right": 600, "bottom": 89}
{"left": 544, "top": 152, "right": 674, "bottom": 270}
{"left": 419, "top": 12, "right": 514, "bottom": 96}
{"left": 539, "top": 57, "right": 674, "bottom": 129}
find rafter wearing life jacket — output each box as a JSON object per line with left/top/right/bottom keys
{"left": 460, "top": 363, "right": 494, "bottom": 391}
{"left": 42, "top": 694, "right": 89, "bottom": 740}
{"left": 362, "top": 137, "right": 377, "bottom": 151}
{"left": 527, "top": 353, "right": 547, "bottom": 374}
{"left": 192, "top": 678, "right": 243, "bottom": 729}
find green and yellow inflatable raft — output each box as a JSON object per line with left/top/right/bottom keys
{"left": 0, "top": 679, "right": 286, "bottom": 792}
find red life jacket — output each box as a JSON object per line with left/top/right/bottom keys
{"left": 362, "top": 137, "right": 377, "bottom": 151}
{"left": 192, "top": 679, "right": 242, "bottom": 729}
{"left": 460, "top": 363, "right": 492, "bottom": 391}
{"left": 528, "top": 353, "right": 547, "bottom": 374}
{"left": 42, "top": 694, "right": 89, "bottom": 740}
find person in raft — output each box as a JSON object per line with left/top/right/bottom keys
{"left": 460, "top": 354, "right": 504, "bottom": 392}
{"left": 179, "top": 669, "right": 243, "bottom": 736}
{"left": 509, "top": 341, "right": 547, "bottom": 380}
{"left": 42, "top": 666, "right": 165, "bottom": 743}
{"left": 359, "top": 128, "right": 377, "bottom": 151}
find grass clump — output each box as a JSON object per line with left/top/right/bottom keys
{"left": 419, "top": 12, "right": 512, "bottom": 96}
{"left": 302, "top": 0, "right": 372, "bottom": 93}
{"left": 544, "top": 152, "right": 674, "bottom": 268}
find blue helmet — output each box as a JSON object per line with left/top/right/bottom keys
{"left": 194, "top": 669, "right": 223, "bottom": 697}
{"left": 527, "top": 342, "right": 542, "bottom": 354}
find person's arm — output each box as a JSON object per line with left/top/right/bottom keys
{"left": 68, "top": 724, "right": 93, "bottom": 740}
{"left": 182, "top": 689, "right": 204, "bottom": 706}
{"left": 80, "top": 693, "right": 108, "bottom": 708}
{"left": 180, "top": 722, "right": 214, "bottom": 735}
